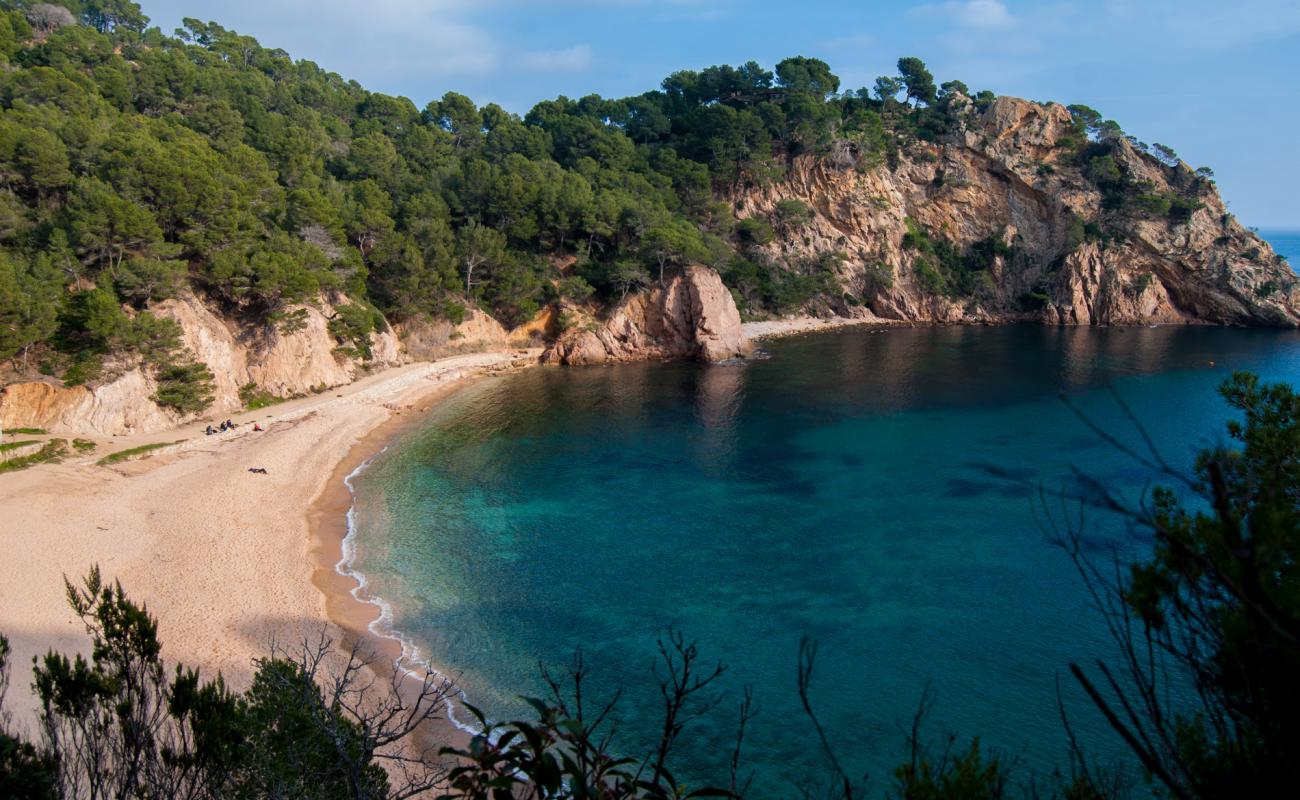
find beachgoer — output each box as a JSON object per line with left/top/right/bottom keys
{"left": 253, "top": 422, "right": 263, "bottom": 432}
{"left": 205, "top": 425, "right": 215, "bottom": 435}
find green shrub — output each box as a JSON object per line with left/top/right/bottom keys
{"left": 914, "top": 257, "right": 948, "bottom": 295}
{"left": 61, "top": 355, "right": 103, "bottom": 387}
{"left": 902, "top": 219, "right": 1007, "bottom": 299}
{"left": 152, "top": 362, "right": 215, "bottom": 414}
{"left": 238, "top": 382, "right": 287, "bottom": 410}
{"left": 97, "top": 441, "right": 186, "bottom": 466}
{"left": 557, "top": 275, "right": 595, "bottom": 304}
{"left": 1064, "top": 215, "right": 1086, "bottom": 250}
{"left": 328, "top": 303, "right": 383, "bottom": 360}
{"left": 269, "top": 308, "right": 310, "bottom": 335}
{"left": 1132, "top": 192, "right": 1173, "bottom": 216}
{"left": 0, "top": 438, "right": 67, "bottom": 472}
{"left": 440, "top": 299, "right": 467, "bottom": 325}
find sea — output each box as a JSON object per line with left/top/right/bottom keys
{"left": 343, "top": 232, "right": 1300, "bottom": 795}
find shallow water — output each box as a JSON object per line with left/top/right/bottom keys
{"left": 347, "top": 323, "right": 1300, "bottom": 794}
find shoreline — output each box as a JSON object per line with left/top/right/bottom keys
{"left": 741, "top": 314, "right": 901, "bottom": 340}
{"left": 0, "top": 349, "right": 538, "bottom": 733}
{"left": 300, "top": 316, "right": 896, "bottom": 741}
{"left": 0, "top": 316, "right": 904, "bottom": 739}
{"left": 305, "top": 371, "right": 496, "bottom": 748}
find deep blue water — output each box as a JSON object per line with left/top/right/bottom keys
{"left": 1261, "top": 228, "right": 1300, "bottom": 267}
{"left": 347, "top": 324, "right": 1300, "bottom": 795}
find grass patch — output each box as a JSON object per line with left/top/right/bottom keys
{"left": 0, "top": 439, "right": 69, "bottom": 473}
{"left": 239, "top": 382, "right": 288, "bottom": 411}
{"left": 0, "top": 440, "right": 41, "bottom": 454}
{"left": 5, "top": 427, "right": 46, "bottom": 435}
{"left": 97, "top": 440, "right": 186, "bottom": 466}
{"left": 73, "top": 438, "right": 97, "bottom": 454}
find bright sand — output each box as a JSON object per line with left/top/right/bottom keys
{"left": 0, "top": 323, "right": 823, "bottom": 735}
{"left": 0, "top": 350, "right": 538, "bottom": 734}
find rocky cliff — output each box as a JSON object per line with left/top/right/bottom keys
{"left": 0, "top": 295, "right": 518, "bottom": 437}
{"left": 0, "top": 294, "right": 402, "bottom": 437}
{"left": 4, "top": 97, "right": 1296, "bottom": 436}
{"left": 736, "top": 96, "right": 1299, "bottom": 326}
{"left": 544, "top": 266, "right": 753, "bottom": 365}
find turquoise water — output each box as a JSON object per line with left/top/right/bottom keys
{"left": 347, "top": 324, "right": 1300, "bottom": 793}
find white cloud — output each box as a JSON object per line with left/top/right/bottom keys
{"left": 154, "top": 0, "right": 501, "bottom": 80}
{"left": 915, "top": 0, "right": 1016, "bottom": 29}
{"left": 517, "top": 44, "right": 595, "bottom": 73}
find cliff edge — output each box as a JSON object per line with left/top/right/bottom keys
{"left": 736, "top": 96, "right": 1298, "bottom": 327}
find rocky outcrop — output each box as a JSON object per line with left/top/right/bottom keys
{"left": 543, "top": 266, "right": 752, "bottom": 365}
{"left": 735, "top": 96, "right": 1300, "bottom": 327}
{"left": 0, "top": 372, "right": 175, "bottom": 436}
{"left": 393, "top": 309, "right": 509, "bottom": 361}
{"left": 0, "top": 293, "right": 404, "bottom": 437}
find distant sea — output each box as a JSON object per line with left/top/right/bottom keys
{"left": 346, "top": 323, "right": 1300, "bottom": 795}
{"left": 1261, "top": 228, "right": 1300, "bottom": 269}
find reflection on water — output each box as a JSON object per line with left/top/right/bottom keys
{"left": 349, "top": 324, "right": 1300, "bottom": 796}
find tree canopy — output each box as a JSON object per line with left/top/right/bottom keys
{"left": 0, "top": 6, "right": 1026, "bottom": 394}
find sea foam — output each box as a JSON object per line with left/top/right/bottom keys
{"left": 337, "top": 446, "right": 484, "bottom": 737}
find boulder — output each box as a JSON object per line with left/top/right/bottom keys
{"left": 544, "top": 266, "right": 753, "bottom": 366}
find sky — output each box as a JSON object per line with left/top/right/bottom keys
{"left": 138, "top": 0, "right": 1300, "bottom": 228}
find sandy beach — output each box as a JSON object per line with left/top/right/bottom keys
{"left": 0, "top": 321, "right": 845, "bottom": 735}
{"left": 0, "top": 350, "right": 538, "bottom": 733}
{"left": 741, "top": 314, "right": 897, "bottom": 340}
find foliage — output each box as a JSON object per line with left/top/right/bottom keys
{"left": 151, "top": 361, "right": 214, "bottom": 414}
{"left": 0, "top": 436, "right": 66, "bottom": 472}
{"left": 0, "top": 7, "right": 1237, "bottom": 375}
{"left": 0, "top": 11, "right": 1021, "bottom": 344}
{"left": 328, "top": 302, "right": 385, "bottom": 361}
{"left": 897, "top": 57, "right": 938, "bottom": 107}
{"left": 238, "top": 382, "right": 286, "bottom": 410}
{"left": 95, "top": 439, "right": 184, "bottom": 465}
{"left": 7, "top": 376, "right": 1300, "bottom": 797}
{"left": 723, "top": 251, "right": 838, "bottom": 316}
{"left": 0, "top": 634, "right": 58, "bottom": 799}
{"left": 772, "top": 199, "right": 813, "bottom": 235}
{"left": 902, "top": 219, "right": 1005, "bottom": 301}
{"left": 6, "top": 566, "right": 455, "bottom": 799}
{"left": 1062, "top": 373, "right": 1300, "bottom": 799}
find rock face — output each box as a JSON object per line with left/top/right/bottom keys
{"left": 544, "top": 266, "right": 753, "bottom": 365}
{"left": 0, "top": 293, "right": 404, "bottom": 437}
{"left": 394, "top": 310, "right": 510, "bottom": 361}
{"left": 736, "top": 96, "right": 1300, "bottom": 327}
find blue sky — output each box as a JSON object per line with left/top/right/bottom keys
{"left": 139, "top": 0, "right": 1300, "bottom": 227}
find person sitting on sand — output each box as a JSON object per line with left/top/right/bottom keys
{"left": 218, "top": 421, "right": 228, "bottom": 432}
{"left": 226, "top": 419, "right": 236, "bottom": 429}
{"left": 205, "top": 425, "right": 216, "bottom": 435}
{"left": 252, "top": 422, "right": 263, "bottom": 432}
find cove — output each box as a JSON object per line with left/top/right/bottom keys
{"left": 345, "top": 324, "right": 1300, "bottom": 794}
